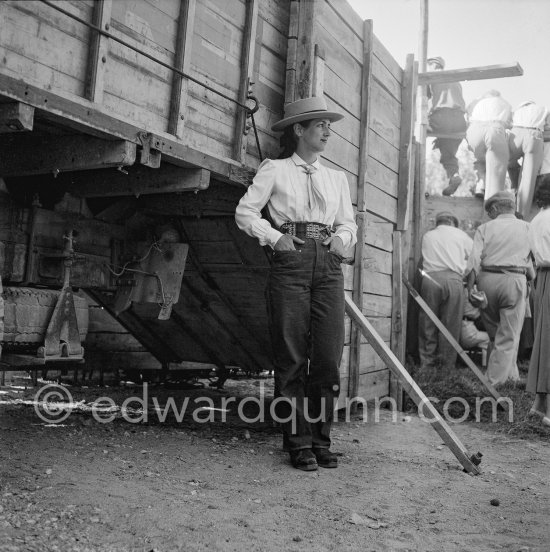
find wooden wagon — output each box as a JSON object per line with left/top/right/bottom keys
{"left": 0, "top": 0, "right": 417, "bottom": 405}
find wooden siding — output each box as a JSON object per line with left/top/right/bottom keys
{"left": 0, "top": 1, "right": 413, "bottom": 405}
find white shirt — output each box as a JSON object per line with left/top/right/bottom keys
{"left": 466, "top": 214, "right": 532, "bottom": 274}
{"left": 469, "top": 96, "right": 512, "bottom": 123}
{"left": 512, "top": 101, "right": 548, "bottom": 130}
{"left": 421, "top": 224, "right": 473, "bottom": 275}
{"left": 528, "top": 208, "right": 550, "bottom": 267}
{"left": 235, "top": 153, "right": 358, "bottom": 249}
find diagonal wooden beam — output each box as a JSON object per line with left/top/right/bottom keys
{"left": 402, "top": 277, "right": 507, "bottom": 408}
{"left": 418, "top": 62, "right": 523, "bottom": 86}
{"left": 344, "top": 294, "right": 481, "bottom": 475}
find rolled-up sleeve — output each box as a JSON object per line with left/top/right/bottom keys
{"left": 235, "top": 159, "right": 283, "bottom": 248}
{"left": 332, "top": 174, "right": 358, "bottom": 249}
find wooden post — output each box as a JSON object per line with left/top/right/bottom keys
{"left": 284, "top": 0, "right": 300, "bottom": 102}
{"left": 349, "top": 19, "right": 374, "bottom": 403}
{"left": 295, "top": 0, "right": 318, "bottom": 99}
{"left": 397, "top": 54, "right": 418, "bottom": 231}
{"left": 311, "top": 44, "right": 325, "bottom": 97}
{"left": 168, "top": 0, "right": 196, "bottom": 137}
{"left": 85, "top": 0, "right": 112, "bottom": 103}
{"left": 390, "top": 231, "right": 404, "bottom": 409}
{"left": 233, "top": 0, "right": 259, "bottom": 162}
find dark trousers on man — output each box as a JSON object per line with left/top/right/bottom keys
{"left": 429, "top": 108, "right": 467, "bottom": 178}
{"left": 266, "top": 239, "right": 344, "bottom": 452}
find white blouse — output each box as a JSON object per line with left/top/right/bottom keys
{"left": 235, "top": 153, "right": 358, "bottom": 250}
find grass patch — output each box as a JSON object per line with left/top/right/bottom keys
{"left": 406, "top": 360, "right": 550, "bottom": 441}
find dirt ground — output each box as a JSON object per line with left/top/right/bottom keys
{"left": 0, "top": 372, "right": 549, "bottom": 552}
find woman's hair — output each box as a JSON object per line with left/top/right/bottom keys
{"left": 535, "top": 174, "right": 550, "bottom": 208}
{"left": 278, "top": 119, "right": 314, "bottom": 159}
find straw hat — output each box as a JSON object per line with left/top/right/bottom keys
{"left": 271, "top": 97, "right": 344, "bottom": 132}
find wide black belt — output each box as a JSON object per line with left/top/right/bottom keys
{"left": 280, "top": 222, "right": 332, "bottom": 240}
{"left": 482, "top": 266, "right": 527, "bottom": 275}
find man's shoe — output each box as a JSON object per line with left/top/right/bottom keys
{"left": 289, "top": 449, "right": 318, "bottom": 471}
{"left": 442, "top": 173, "right": 462, "bottom": 196}
{"left": 313, "top": 448, "right": 338, "bottom": 468}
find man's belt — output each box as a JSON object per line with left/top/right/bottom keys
{"left": 481, "top": 266, "right": 527, "bottom": 275}
{"left": 280, "top": 222, "right": 332, "bottom": 240}
{"left": 469, "top": 119, "right": 507, "bottom": 125}
{"left": 513, "top": 125, "right": 543, "bottom": 131}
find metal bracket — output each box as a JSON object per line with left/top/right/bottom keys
{"left": 37, "top": 230, "right": 84, "bottom": 362}
{"left": 138, "top": 131, "right": 162, "bottom": 168}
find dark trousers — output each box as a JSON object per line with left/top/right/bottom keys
{"left": 429, "top": 108, "right": 467, "bottom": 178}
{"left": 266, "top": 239, "right": 344, "bottom": 451}
{"left": 418, "top": 270, "right": 465, "bottom": 371}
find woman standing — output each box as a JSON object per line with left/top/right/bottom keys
{"left": 235, "top": 97, "right": 357, "bottom": 471}
{"left": 527, "top": 175, "right": 550, "bottom": 425}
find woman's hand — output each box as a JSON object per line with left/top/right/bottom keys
{"left": 322, "top": 235, "right": 345, "bottom": 257}
{"left": 274, "top": 234, "right": 305, "bottom": 251}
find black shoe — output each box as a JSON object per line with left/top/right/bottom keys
{"left": 313, "top": 448, "right": 338, "bottom": 468}
{"left": 289, "top": 449, "right": 318, "bottom": 471}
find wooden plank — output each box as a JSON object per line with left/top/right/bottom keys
{"left": 365, "top": 221, "right": 394, "bottom": 252}
{"left": 344, "top": 294, "right": 481, "bottom": 475}
{"left": 0, "top": 135, "right": 136, "bottom": 176}
{"left": 350, "top": 212, "right": 366, "bottom": 400}
{"left": 372, "top": 35, "right": 403, "bottom": 84}
{"left": 295, "top": 0, "right": 318, "bottom": 99}
{"left": 284, "top": 0, "right": 299, "bottom": 102}
{"left": 168, "top": 0, "right": 196, "bottom": 137}
{"left": 390, "top": 231, "right": 405, "bottom": 409}
{"left": 368, "top": 129, "right": 399, "bottom": 173}
{"left": 0, "top": 73, "right": 250, "bottom": 184}
{"left": 233, "top": 0, "right": 259, "bottom": 161}
{"left": 366, "top": 157, "right": 398, "bottom": 198}
{"left": 362, "top": 293, "right": 392, "bottom": 318}
{"left": 365, "top": 183, "right": 397, "bottom": 224}
{"left": 372, "top": 56, "right": 401, "bottom": 103}
{"left": 418, "top": 62, "right": 523, "bottom": 86}
{"left": 338, "top": 370, "right": 390, "bottom": 407}
{"left": 397, "top": 54, "right": 418, "bottom": 231}
{"left": 370, "top": 81, "right": 400, "bottom": 149}
{"left": 324, "top": 0, "right": 363, "bottom": 42}
{"left": 363, "top": 245, "right": 392, "bottom": 274}
{"left": 357, "top": 18, "right": 373, "bottom": 212}
{"left": 362, "top": 272, "right": 392, "bottom": 297}
{"left": 85, "top": 0, "right": 113, "bottom": 103}
{"left": 63, "top": 165, "right": 210, "bottom": 198}
{"left": 0, "top": 102, "right": 34, "bottom": 133}
{"left": 312, "top": 44, "right": 325, "bottom": 97}
{"left": 402, "top": 277, "right": 507, "bottom": 408}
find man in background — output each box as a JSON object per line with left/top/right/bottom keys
{"left": 426, "top": 56, "right": 468, "bottom": 196}
{"left": 508, "top": 100, "right": 547, "bottom": 219}
{"left": 467, "top": 90, "right": 512, "bottom": 200}
{"left": 418, "top": 212, "right": 473, "bottom": 374}
{"left": 466, "top": 191, "right": 535, "bottom": 385}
